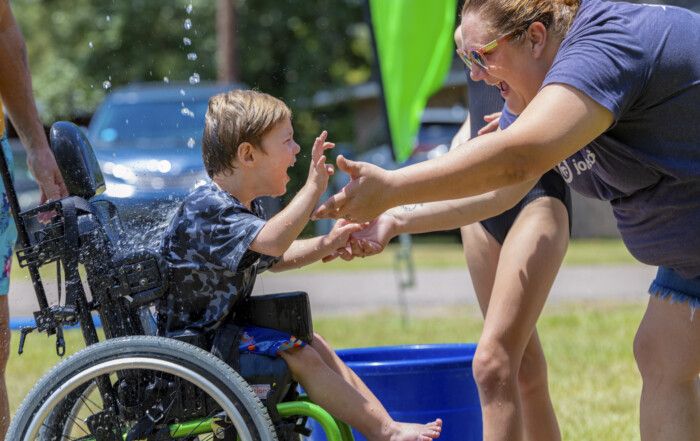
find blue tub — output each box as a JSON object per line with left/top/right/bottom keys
{"left": 305, "top": 343, "right": 482, "bottom": 441}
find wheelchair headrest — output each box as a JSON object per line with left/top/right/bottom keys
{"left": 49, "top": 121, "right": 106, "bottom": 199}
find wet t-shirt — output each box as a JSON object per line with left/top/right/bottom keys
{"left": 159, "top": 182, "right": 279, "bottom": 333}
{"left": 541, "top": 0, "right": 700, "bottom": 278}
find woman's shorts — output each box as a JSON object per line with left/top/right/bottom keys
{"left": 479, "top": 169, "right": 572, "bottom": 245}
{"left": 649, "top": 266, "right": 700, "bottom": 310}
{"left": 0, "top": 135, "right": 17, "bottom": 296}
{"left": 239, "top": 325, "right": 307, "bottom": 357}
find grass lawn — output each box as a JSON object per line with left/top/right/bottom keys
{"left": 7, "top": 300, "right": 645, "bottom": 441}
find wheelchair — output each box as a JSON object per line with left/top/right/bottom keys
{"left": 3, "top": 122, "right": 353, "bottom": 441}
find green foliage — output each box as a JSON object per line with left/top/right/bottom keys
{"left": 14, "top": 0, "right": 373, "bottom": 226}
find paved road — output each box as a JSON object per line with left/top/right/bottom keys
{"left": 8, "top": 263, "right": 657, "bottom": 319}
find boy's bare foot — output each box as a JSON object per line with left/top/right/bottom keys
{"left": 376, "top": 418, "right": 442, "bottom": 441}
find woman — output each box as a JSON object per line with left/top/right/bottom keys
{"left": 318, "top": 1, "right": 700, "bottom": 440}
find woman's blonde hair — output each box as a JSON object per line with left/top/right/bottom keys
{"left": 202, "top": 89, "right": 291, "bottom": 178}
{"left": 461, "top": 0, "right": 580, "bottom": 42}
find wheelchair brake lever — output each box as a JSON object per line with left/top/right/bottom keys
{"left": 18, "top": 325, "right": 37, "bottom": 355}
{"left": 56, "top": 326, "right": 66, "bottom": 357}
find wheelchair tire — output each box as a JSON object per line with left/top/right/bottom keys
{"left": 7, "top": 336, "right": 278, "bottom": 441}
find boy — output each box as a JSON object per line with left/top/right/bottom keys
{"left": 160, "top": 90, "right": 442, "bottom": 441}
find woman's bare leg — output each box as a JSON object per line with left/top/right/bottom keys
{"left": 634, "top": 294, "right": 700, "bottom": 441}
{"left": 461, "top": 197, "right": 567, "bottom": 441}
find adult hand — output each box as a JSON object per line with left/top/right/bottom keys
{"left": 312, "top": 155, "right": 393, "bottom": 223}
{"left": 27, "top": 146, "right": 67, "bottom": 204}
{"left": 476, "top": 112, "right": 501, "bottom": 136}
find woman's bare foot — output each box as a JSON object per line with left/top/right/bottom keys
{"left": 373, "top": 418, "right": 442, "bottom": 441}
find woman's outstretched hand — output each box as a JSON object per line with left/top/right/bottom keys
{"left": 312, "top": 155, "right": 393, "bottom": 223}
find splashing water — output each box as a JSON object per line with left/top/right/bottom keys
{"left": 189, "top": 73, "right": 200, "bottom": 84}
{"left": 181, "top": 108, "right": 195, "bottom": 118}
{"left": 183, "top": 37, "right": 191, "bottom": 46}
{"left": 187, "top": 138, "right": 196, "bottom": 148}
{"left": 89, "top": 41, "right": 93, "bottom": 49}
{"left": 184, "top": 18, "right": 192, "bottom": 30}
{"left": 187, "top": 53, "right": 197, "bottom": 61}
{"left": 163, "top": 77, "right": 169, "bottom": 83}
{"left": 106, "top": 15, "right": 110, "bottom": 22}
{"left": 103, "top": 81, "right": 112, "bottom": 90}
{"left": 186, "top": 4, "right": 193, "bottom": 14}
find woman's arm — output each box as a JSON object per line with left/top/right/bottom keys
{"left": 349, "top": 179, "right": 536, "bottom": 252}
{"left": 314, "top": 84, "right": 614, "bottom": 222}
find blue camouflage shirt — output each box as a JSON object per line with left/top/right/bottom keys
{"left": 159, "top": 182, "right": 279, "bottom": 333}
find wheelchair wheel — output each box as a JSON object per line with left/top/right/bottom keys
{"left": 7, "top": 336, "right": 278, "bottom": 441}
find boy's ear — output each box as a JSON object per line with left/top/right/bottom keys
{"left": 236, "top": 142, "right": 257, "bottom": 167}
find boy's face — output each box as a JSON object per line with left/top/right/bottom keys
{"left": 257, "top": 117, "right": 301, "bottom": 197}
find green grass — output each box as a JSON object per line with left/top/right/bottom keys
{"left": 296, "top": 237, "right": 637, "bottom": 273}
{"left": 7, "top": 301, "right": 645, "bottom": 440}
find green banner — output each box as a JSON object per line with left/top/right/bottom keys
{"left": 369, "top": 0, "right": 457, "bottom": 163}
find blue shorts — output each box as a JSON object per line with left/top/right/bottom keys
{"left": 238, "top": 325, "right": 306, "bottom": 357}
{"left": 649, "top": 267, "right": 700, "bottom": 310}
{"left": 0, "top": 135, "right": 17, "bottom": 296}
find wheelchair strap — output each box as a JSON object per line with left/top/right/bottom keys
{"left": 60, "top": 196, "right": 98, "bottom": 314}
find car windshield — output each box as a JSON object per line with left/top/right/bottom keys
{"left": 90, "top": 101, "right": 209, "bottom": 148}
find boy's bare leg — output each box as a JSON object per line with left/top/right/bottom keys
{"left": 281, "top": 345, "right": 442, "bottom": 441}
{"left": 309, "top": 334, "right": 386, "bottom": 410}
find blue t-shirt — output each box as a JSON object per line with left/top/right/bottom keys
{"left": 540, "top": 0, "right": 700, "bottom": 278}
{"left": 159, "top": 182, "right": 279, "bottom": 333}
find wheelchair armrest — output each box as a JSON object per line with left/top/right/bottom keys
{"left": 235, "top": 292, "right": 313, "bottom": 344}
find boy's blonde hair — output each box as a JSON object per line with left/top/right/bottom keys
{"left": 202, "top": 89, "right": 292, "bottom": 178}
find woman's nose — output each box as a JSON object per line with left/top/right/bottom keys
{"left": 294, "top": 142, "right": 301, "bottom": 154}
{"left": 469, "top": 64, "right": 488, "bottom": 82}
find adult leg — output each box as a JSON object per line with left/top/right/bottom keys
{"left": 462, "top": 197, "right": 567, "bottom": 441}
{"left": 280, "top": 344, "right": 441, "bottom": 441}
{"left": 0, "top": 295, "right": 9, "bottom": 439}
{"left": 634, "top": 294, "right": 700, "bottom": 441}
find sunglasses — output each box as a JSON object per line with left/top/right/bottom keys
{"left": 456, "top": 30, "right": 516, "bottom": 71}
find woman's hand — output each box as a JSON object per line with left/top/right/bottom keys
{"left": 312, "top": 155, "right": 393, "bottom": 222}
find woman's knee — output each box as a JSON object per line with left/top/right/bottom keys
{"left": 472, "top": 341, "right": 516, "bottom": 391}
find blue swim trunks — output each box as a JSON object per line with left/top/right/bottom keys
{"left": 0, "top": 134, "right": 17, "bottom": 296}
{"left": 238, "top": 325, "right": 306, "bottom": 357}
{"left": 649, "top": 266, "right": 700, "bottom": 311}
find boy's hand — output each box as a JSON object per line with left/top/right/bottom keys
{"left": 306, "top": 131, "right": 335, "bottom": 194}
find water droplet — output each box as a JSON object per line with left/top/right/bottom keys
{"left": 183, "top": 37, "right": 191, "bottom": 46}
{"left": 163, "top": 77, "right": 169, "bottom": 83}
{"left": 106, "top": 15, "right": 110, "bottom": 22}
{"left": 103, "top": 81, "right": 112, "bottom": 89}
{"left": 187, "top": 53, "right": 197, "bottom": 61}
{"left": 184, "top": 18, "right": 192, "bottom": 30}
{"left": 189, "top": 73, "right": 200, "bottom": 84}
{"left": 89, "top": 41, "right": 93, "bottom": 49}
{"left": 187, "top": 138, "right": 195, "bottom": 148}
{"left": 186, "top": 4, "right": 193, "bottom": 14}
{"left": 180, "top": 89, "right": 186, "bottom": 96}
{"left": 181, "top": 108, "right": 195, "bottom": 118}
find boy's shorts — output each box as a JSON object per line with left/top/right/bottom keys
{"left": 239, "top": 325, "right": 306, "bottom": 357}
{"left": 0, "top": 134, "right": 17, "bottom": 296}
{"left": 649, "top": 266, "right": 700, "bottom": 311}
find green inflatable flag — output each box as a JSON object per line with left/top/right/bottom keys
{"left": 368, "top": 0, "right": 458, "bottom": 163}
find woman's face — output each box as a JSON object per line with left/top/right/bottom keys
{"left": 460, "top": 12, "right": 543, "bottom": 114}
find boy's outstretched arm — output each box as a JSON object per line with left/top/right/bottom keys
{"left": 270, "top": 220, "right": 365, "bottom": 272}
{"left": 250, "top": 131, "right": 334, "bottom": 257}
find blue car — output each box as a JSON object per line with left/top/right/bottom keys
{"left": 87, "top": 82, "right": 244, "bottom": 245}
